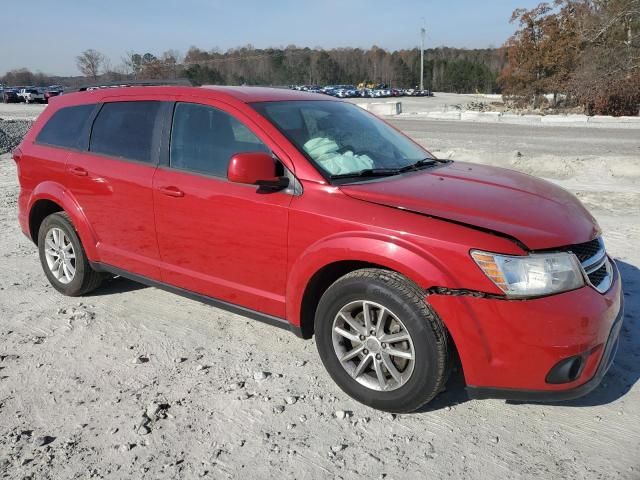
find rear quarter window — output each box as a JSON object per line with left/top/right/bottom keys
{"left": 90, "top": 101, "right": 163, "bottom": 163}
{"left": 36, "top": 104, "right": 95, "bottom": 149}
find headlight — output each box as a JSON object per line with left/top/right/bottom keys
{"left": 471, "top": 250, "right": 584, "bottom": 298}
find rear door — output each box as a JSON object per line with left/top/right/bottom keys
{"left": 152, "top": 99, "right": 292, "bottom": 318}
{"left": 65, "top": 98, "right": 170, "bottom": 280}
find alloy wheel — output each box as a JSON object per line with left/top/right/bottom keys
{"left": 44, "top": 227, "right": 76, "bottom": 284}
{"left": 332, "top": 300, "right": 416, "bottom": 392}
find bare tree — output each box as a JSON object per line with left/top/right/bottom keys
{"left": 76, "top": 49, "right": 106, "bottom": 80}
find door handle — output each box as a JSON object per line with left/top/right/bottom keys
{"left": 69, "top": 166, "right": 88, "bottom": 176}
{"left": 158, "top": 186, "right": 185, "bottom": 198}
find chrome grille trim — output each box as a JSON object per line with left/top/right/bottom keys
{"left": 572, "top": 237, "right": 612, "bottom": 294}
{"left": 575, "top": 237, "right": 606, "bottom": 273}
{"left": 588, "top": 258, "right": 613, "bottom": 294}
{"left": 584, "top": 253, "right": 607, "bottom": 275}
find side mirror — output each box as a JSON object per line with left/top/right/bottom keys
{"left": 227, "top": 152, "right": 289, "bottom": 192}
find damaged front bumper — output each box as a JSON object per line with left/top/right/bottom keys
{"left": 428, "top": 261, "right": 623, "bottom": 402}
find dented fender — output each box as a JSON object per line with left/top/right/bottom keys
{"left": 286, "top": 231, "right": 459, "bottom": 327}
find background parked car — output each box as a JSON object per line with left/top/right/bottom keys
{"left": 18, "top": 87, "right": 45, "bottom": 104}
{"left": 2, "top": 88, "right": 21, "bottom": 103}
{"left": 44, "top": 86, "right": 63, "bottom": 103}
{"left": 289, "top": 83, "right": 416, "bottom": 99}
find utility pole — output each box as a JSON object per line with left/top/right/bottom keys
{"left": 420, "top": 22, "right": 426, "bottom": 91}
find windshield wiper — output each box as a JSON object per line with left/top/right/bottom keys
{"left": 397, "top": 158, "right": 443, "bottom": 173}
{"left": 329, "top": 168, "right": 403, "bottom": 180}
{"left": 329, "top": 159, "right": 445, "bottom": 181}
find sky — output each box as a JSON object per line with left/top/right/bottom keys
{"left": 0, "top": 0, "right": 543, "bottom": 77}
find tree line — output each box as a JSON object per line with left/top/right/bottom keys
{"left": 1, "top": 46, "right": 504, "bottom": 94}
{"left": 179, "top": 46, "right": 502, "bottom": 93}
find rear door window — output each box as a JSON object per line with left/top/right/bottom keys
{"left": 36, "top": 104, "right": 95, "bottom": 149}
{"left": 90, "top": 101, "right": 163, "bottom": 163}
{"left": 169, "top": 102, "right": 269, "bottom": 178}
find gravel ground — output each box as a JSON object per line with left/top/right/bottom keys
{"left": 0, "top": 120, "right": 32, "bottom": 156}
{"left": 0, "top": 104, "right": 638, "bottom": 479}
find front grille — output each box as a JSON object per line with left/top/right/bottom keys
{"left": 557, "top": 237, "right": 612, "bottom": 293}
{"left": 588, "top": 263, "right": 608, "bottom": 286}
{"left": 568, "top": 238, "right": 602, "bottom": 263}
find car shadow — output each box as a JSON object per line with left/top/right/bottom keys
{"left": 86, "top": 275, "right": 148, "bottom": 296}
{"left": 415, "top": 366, "right": 470, "bottom": 412}
{"left": 420, "top": 259, "right": 639, "bottom": 412}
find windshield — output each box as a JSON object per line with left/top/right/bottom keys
{"left": 251, "top": 100, "right": 434, "bottom": 179}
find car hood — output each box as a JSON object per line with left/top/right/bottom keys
{"left": 339, "top": 161, "right": 600, "bottom": 250}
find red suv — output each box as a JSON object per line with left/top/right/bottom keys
{"left": 14, "top": 85, "right": 623, "bottom": 412}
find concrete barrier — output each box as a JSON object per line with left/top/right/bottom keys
{"left": 461, "top": 111, "right": 501, "bottom": 122}
{"left": 540, "top": 114, "right": 588, "bottom": 124}
{"left": 426, "top": 111, "right": 461, "bottom": 120}
{"left": 499, "top": 113, "right": 543, "bottom": 125}
{"left": 589, "top": 115, "right": 640, "bottom": 125}
{"left": 362, "top": 102, "right": 402, "bottom": 115}
{"left": 397, "top": 109, "right": 640, "bottom": 128}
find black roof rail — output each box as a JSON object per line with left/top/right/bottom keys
{"left": 66, "top": 79, "right": 193, "bottom": 93}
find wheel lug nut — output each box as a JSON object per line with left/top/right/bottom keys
{"left": 382, "top": 343, "right": 387, "bottom": 349}
{"left": 376, "top": 353, "right": 381, "bottom": 360}
{"left": 359, "top": 335, "right": 365, "bottom": 341}
{"left": 370, "top": 329, "right": 376, "bottom": 335}
{"left": 363, "top": 349, "right": 368, "bottom": 355}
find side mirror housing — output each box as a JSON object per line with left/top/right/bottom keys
{"left": 227, "top": 152, "right": 289, "bottom": 192}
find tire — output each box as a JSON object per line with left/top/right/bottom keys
{"left": 38, "top": 212, "right": 104, "bottom": 296}
{"left": 315, "top": 269, "right": 450, "bottom": 413}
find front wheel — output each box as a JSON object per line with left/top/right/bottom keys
{"left": 315, "top": 269, "right": 450, "bottom": 413}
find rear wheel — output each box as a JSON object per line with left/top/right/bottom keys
{"left": 315, "top": 269, "right": 450, "bottom": 413}
{"left": 38, "top": 212, "right": 103, "bottom": 296}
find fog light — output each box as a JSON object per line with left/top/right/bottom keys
{"left": 546, "top": 355, "right": 585, "bottom": 384}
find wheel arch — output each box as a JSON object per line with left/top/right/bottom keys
{"left": 29, "top": 199, "right": 63, "bottom": 244}
{"left": 27, "top": 182, "right": 99, "bottom": 259}
{"left": 297, "top": 260, "right": 383, "bottom": 339}
{"left": 287, "top": 233, "right": 456, "bottom": 339}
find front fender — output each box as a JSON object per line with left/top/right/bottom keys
{"left": 286, "top": 231, "right": 456, "bottom": 327}
{"left": 28, "top": 181, "right": 100, "bottom": 260}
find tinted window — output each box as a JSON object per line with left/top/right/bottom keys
{"left": 36, "top": 104, "right": 94, "bottom": 149}
{"left": 170, "top": 102, "right": 268, "bottom": 177}
{"left": 90, "top": 101, "right": 162, "bottom": 163}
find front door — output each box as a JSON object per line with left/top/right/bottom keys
{"left": 153, "top": 101, "right": 292, "bottom": 318}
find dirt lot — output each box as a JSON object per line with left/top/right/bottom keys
{"left": 0, "top": 104, "right": 638, "bottom": 479}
